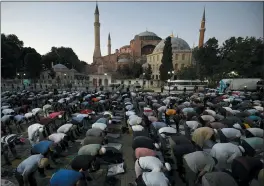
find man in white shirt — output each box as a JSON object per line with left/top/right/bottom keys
{"left": 245, "top": 128, "right": 264, "bottom": 138}
{"left": 201, "top": 115, "right": 215, "bottom": 123}
{"left": 215, "top": 128, "right": 242, "bottom": 143}
{"left": 184, "top": 120, "right": 201, "bottom": 140}
{"left": 57, "top": 123, "right": 78, "bottom": 142}
{"left": 48, "top": 133, "right": 69, "bottom": 151}
{"left": 210, "top": 143, "right": 245, "bottom": 169}
{"left": 183, "top": 151, "right": 217, "bottom": 186}
{"left": 134, "top": 156, "right": 171, "bottom": 178}
{"left": 27, "top": 123, "right": 44, "bottom": 146}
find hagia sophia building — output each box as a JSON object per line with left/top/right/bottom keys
{"left": 87, "top": 3, "right": 206, "bottom": 82}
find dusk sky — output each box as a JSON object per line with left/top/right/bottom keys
{"left": 1, "top": 1, "right": 263, "bottom": 63}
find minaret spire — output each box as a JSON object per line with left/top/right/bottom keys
{"left": 198, "top": 6, "right": 206, "bottom": 48}
{"left": 108, "top": 33, "right": 111, "bottom": 55}
{"left": 93, "top": 2, "right": 101, "bottom": 58}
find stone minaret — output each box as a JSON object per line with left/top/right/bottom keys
{"left": 93, "top": 3, "right": 101, "bottom": 58}
{"left": 108, "top": 33, "right": 111, "bottom": 55}
{"left": 198, "top": 7, "right": 206, "bottom": 48}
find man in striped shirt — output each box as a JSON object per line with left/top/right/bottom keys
{"left": 1, "top": 134, "right": 23, "bottom": 165}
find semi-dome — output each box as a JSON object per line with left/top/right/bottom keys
{"left": 153, "top": 37, "right": 191, "bottom": 53}
{"left": 53, "top": 64, "right": 68, "bottom": 70}
{"left": 70, "top": 68, "right": 78, "bottom": 72}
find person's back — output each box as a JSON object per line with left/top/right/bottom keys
{"left": 132, "top": 136, "right": 155, "bottom": 150}
{"left": 78, "top": 144, "right": 101, "bottom": 156}
{"left": 50, "top": 169, "right": 83, "bottom": 186}
{"left": 183, "top": 151, "right": 215, "bottom": 173}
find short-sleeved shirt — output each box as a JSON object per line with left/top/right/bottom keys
{"left": 17, "top": 154, "right": 43, "bottom": 177}
{"left": 32, "top": 140, "right": 53, "bottom": 154}
{"left": 184, "top": 151, "right": 215, "bottom": 173}
{"left": 50, "top": 169, "right": 83, "bottom": 186}
{"left": 78, "top": 144, "right": 101, "bottom": 156}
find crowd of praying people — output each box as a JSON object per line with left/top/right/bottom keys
{"left": 1, "top": 86, "right": 264, "bottom": 186}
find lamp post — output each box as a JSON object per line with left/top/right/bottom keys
{"left": 143, "top": 72, "right": 145, "bottom": 89}
{"left": 104, "top": 73, "right": 107, "bottom": 90}
{"left": 167, "top": 71, "right": 174, "bottom": 93}
{"left": 230, "top": 71, "right": 236, "bottom": 91}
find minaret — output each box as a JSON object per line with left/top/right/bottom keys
{"left": 108, "top": 33, "right": 111, "bottom": 55}
{"left": 93, "top": 3, "right": 101, "bottom": 58}
{"left": 198, "top": 7, "right": 206, "bottom": 48}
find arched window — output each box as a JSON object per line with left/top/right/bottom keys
{"left": 175, "top": 54, "right": 179, "bottom": 60}
{"left": 181, "top": 64, "right": 185, "bottom": 69}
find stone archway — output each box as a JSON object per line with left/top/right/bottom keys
{"left": 104, "top": 79, "right": 108, "bottom": 86}
{"left": 99, "top": 79, "right": 102, "bottom": 86}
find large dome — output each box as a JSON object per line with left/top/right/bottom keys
{"left": 153, "top": 37, "right": 191, "bottom": 53}
{"left": 134, "top": 31, "right": 161, "bottom": 41}
{"left": 138, "top": 31, "right": 158, "bottom": 37}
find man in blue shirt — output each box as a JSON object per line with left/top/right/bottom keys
{"left": 50, "top": 169, "right": 86, "bottom": 186}
{"left": 31, "top": 140, "right": 57, "bottom": 165}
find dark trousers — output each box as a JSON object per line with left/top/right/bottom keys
{"left": 245, "top": 130, "right": 255, "bottom": 138}
{"left": 241, "top": 140, "right": 256, "bottom": 157}
{"left": 135, "top": 174, "right": 147, "bottom": 186}
{"left": 184, "top": 123, "right": 191, "bottom": 140}
{"left": 2, "top": 143, "right": 18, "bottom": 164}
{"left": 15, "top": 170, "right": 37, "bottom": 186}
{"left": 231, "top": 159, "right": 250, "bottom": 186}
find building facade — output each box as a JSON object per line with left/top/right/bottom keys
{"left": 147, "top": 35, "right": 193, "bottom": 80}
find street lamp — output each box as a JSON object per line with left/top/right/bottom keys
{"left": 104, "top": 73, "right": 107, "bottom": 76}
{"left": 142, "top": 73, "right": 146, "bottom": 89}
{"left": 23, "top": 73, "right": 26, "bottom": 76}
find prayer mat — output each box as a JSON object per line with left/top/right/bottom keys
{"left": 106, "top": 133, "right": 121, "bottom": 138}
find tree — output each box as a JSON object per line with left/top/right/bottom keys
{"left": 24, "top": 53, "right": 42, "bottom": 79}
{"left": 159, "top": 36, "right": 173, "bottom": 82}
{"left": 177, "top": 65, "right": 198, "bottom": 80}
{"left": 1, "top": 34, "right": 24, "bottom": 78}
{"left": 143, "top": 64, "right": 152, "bottom": 80}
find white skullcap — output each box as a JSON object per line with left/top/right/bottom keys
{"left": 154, "top": 143, "right": 160, "bottom": 149}
{"left": 164, "top": 162, "right": 171, "bottom": 171}
{"left": 58, "top": 115, "right": 62, "bottom": 118}
{"left": 238, "top": 146, "right": 245, "bottom": 153}
{"left": 233, "top": 123, "right": 242, "bottom": 130}
{"left": 108, "top": 120, "right": 112, "bottom": 124}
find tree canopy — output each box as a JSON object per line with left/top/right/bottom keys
{"left": 1, "top": 33, "right": 88, "bottom": 79}
{"left": 143, "top": 64, "right": 152, "bottom": 81}
{"left": 159, "top": 36, "right": 173, "bottom": 81}
{"left": 178, "top": 36, "right": 264, "bottom": 85}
